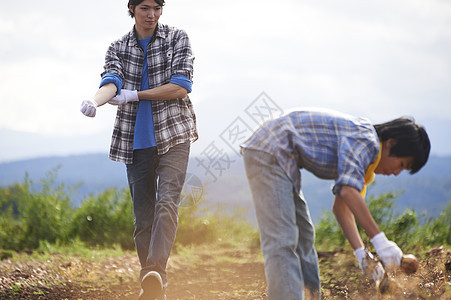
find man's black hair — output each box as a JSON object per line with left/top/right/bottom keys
{"left": 374, "top": 117, "right": 430, "bottom": 174}
{"left": 128, "top": 0, "right": 165, "bottom": 18}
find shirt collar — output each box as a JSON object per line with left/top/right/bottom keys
{"left": 360, "top": 142, "right": 382, "bottom": 198}
{"left": 129, "top": 23, "right": 166, "bottom": 46}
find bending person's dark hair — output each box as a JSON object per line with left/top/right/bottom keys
{"left": 128, "top": 0, "right": 166, "bottom": 18}
{"left": 374, "top": 117, "right": 430, "bottom": 174}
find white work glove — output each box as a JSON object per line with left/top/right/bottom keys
{"left": 354, "top": 247, "right": 368, "bottom": 272}
{"left": 108, "top": 89, "right": 139, "bottom": 105}
{"left": 80, "top": 100, "right": 97, "bottom": 117}
{"left": 355, "top": 247, "right": 386, "bottom": 282}
{"left": 371, "top": 232, "right": 403, "bottom": 269}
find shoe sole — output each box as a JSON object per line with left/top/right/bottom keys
{"left": 141, "top": 271, "right": 163, "bottom": 299}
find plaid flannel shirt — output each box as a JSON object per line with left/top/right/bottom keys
{"left": 103, "top": 23, "right": 198, "bottom": 164}
{"left": 240, "top": 108, "right": 380, "bottom": 194}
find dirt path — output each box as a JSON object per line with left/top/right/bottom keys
{"left": 1, "top": 246, "right": 450, "bottom": 299}
{"left": 0, "top": 247, "right": 267, "bottom": 300}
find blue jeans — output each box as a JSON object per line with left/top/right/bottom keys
{"left": 126, "top": 142, "right": 190, "bottom": 284}
{"left": 242, "top": 149, "right": 320, "bottom": 300}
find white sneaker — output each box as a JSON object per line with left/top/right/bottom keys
{"left": 138, "top": 271, "right": 164, "bottom": 300}
{"left": 138, "top": 288, "right": 166, "bottom": 300}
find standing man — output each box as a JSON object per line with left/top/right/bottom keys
{"left": 80, "top": 1, "right": 197, "bottom": 299}
{"left": 240, "top": 107, "right": 430, "bottom": 299}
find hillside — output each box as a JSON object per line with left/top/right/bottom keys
{"left": 0, "top": 153, "right": 450, "bottom": 224}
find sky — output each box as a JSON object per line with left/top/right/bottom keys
{"left": 1, "top": 0, "right": 451, "bottom": 163}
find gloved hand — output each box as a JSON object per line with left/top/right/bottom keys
{"left": 108, "top": 89, "right": 139, "bottom": 105}
{"left": 371, "top": 232, "right": 403, "bottom": 269}
{"left": 355, "top": 247, "right": 386, "bottom": 282}
{"left": 80, "top": 100, "right": 97, "bottom": 117}
{"left": 354, "top": 247, "right": 369, "bottom": 272}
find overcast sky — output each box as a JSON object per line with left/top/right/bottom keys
{"left": 1, "top": 0, "right": 450, "bottom": 162}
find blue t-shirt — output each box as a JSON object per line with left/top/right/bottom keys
{"left": 133, "top": 37, "right": 157, "bottom": 150}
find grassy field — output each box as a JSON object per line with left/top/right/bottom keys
{"left": 1, "top": 180, "right": 450, "bottom": 299}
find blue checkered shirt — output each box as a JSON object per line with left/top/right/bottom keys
{"left": 104, "top": 23, "right": 198, "bottom": 164}
{"left": 240, "top": 108, "right": 380, "bottom": 194}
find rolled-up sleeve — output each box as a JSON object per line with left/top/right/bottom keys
{"left": 99, "top": 72, "right": 123, "bottom": 95}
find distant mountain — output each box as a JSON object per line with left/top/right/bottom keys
{"left": 0, "top": 153, "right": 450, "bottom": 225}
{"left": 0, "top": 129, "right": 112, "bottom": 163}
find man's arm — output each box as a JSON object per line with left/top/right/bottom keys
{"left": 138, "top": 83, "right": 188, "bottom": 100}
{"left": 108, "top": 83, "right": 188, "bottom": 106}
{"left": 334, "top": 185, "right": 404, "bottom": 269}
{"left": 332, "top": 185, "right": 380, "bottom": 249}
{"left": 93, "top": 83, "right": 117, "bottom": 106}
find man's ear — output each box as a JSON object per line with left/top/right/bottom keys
{"left": 129, "top": 5, "right": 134, "bottom": 15}
{"left": 384, "top": 138, "right": 397, "bottom": 156}
{"left": 387, "top": 138, "right": 397, "bottom": 147}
